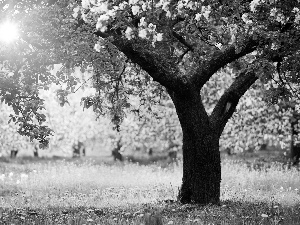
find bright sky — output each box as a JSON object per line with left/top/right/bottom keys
{"left": 0, "top": 21, "right": 19, "bottom": 44}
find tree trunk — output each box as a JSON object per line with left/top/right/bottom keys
{"left": 170, "top": 90, "right": 221, "bottom": 205}
{"left": 291, "top": 113, "right": 300, "bottom": 165}
{"left": 10, "top": 149, "right": 18, "bottom": 158}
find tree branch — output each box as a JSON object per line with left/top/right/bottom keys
{"left": 209, "top": 69, "right": 257, "bottom": 136}
{"left": 172, "top": 30, "right": 194, "bottom": 51}
{"left": 192, "top": 37, "right": 259, "bottom": 90}
{"left": 94, "top": 31, "right": 183, "bottom": 92}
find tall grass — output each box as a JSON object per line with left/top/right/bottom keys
{"left": 0, "top": 159, "right": 299, "bottom": 224}
{"left": 0, "top": 159, "right": 299, "bottom": 208}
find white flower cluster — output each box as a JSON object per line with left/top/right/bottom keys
{"left": 124, "top": 18, "right": 163, "bottom": 46}
{"left": 249, "top": 0, "right": 264, "bottom": 12}
{"left": 195, "top": 5, "right": 211, "bottom": 21}
{"left": 177, "top": 0, "right": 201, "bottom": 14}
{"left": 241, "top": 13, "right": 253, "bottom": 24}
{"left": 292, "top": 7, "right": 300, "bottom": 24}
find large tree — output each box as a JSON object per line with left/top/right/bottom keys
{"left": 1, "top": 0, "right": 300, "bottom": 205}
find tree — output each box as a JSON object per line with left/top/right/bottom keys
{"left": 2, "top": 0, "right": 300, "bottom": 205}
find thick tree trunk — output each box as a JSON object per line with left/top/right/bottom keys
{"left": 170, "top": 90, "right": 221, "bottom": 205}
{"left": 291, "top": 113, "right": 300, "bottom": 165}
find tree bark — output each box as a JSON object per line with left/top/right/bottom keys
{"left": 291, "top": 112, "right": 300, "bottom": 165}
{"left": 169, "top": 90, "right": 221, "bottom": 205}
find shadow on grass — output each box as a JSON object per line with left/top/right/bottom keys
{"left": 0, "top": 200, "right": 300, "bottom": 225}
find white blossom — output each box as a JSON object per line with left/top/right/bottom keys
{"left": 195, "top": 13, "right": 201, "bottom": 21}
{"left": 166, "top": 11, "right": 172, "bottom": 17}
{"left": 138, "top": 29, "right": 148, "bottom": 38}
{"left": 132, "top": 5, "right": 141, "bottom": 15}
{"left": 142, "top": 2, "right": 147, "bottom": 11}
{"left": 125, "top": 27, "right": 134, "bottom": 40}
{"left": 250, "top": 0, "right": 262, "bottom": 12}
{"left": 215, "top": 43, "right": 222, "bottom": 50}
{"left": 201, "top": 5, "right": 211, "bottom": 20}
{"left": 96, "top": 14, "right": 110, "bottom": 32}
{"left": 129, "top": 0, "right": 139, "bottom": 4}
{"left": 90, "top": 3, "right": 108, "bottom": 14}
{"left": 275, "top": 13, "right": 285, "bottom": 23}
{"left": 270, "top": 8, "right": 277, "bottom": 17}
{"left": 156, "top": 33, "right": 163, "bottom": 41}
{"left": 162, "top": 2, "right": 169, "bottom": 11}
{"left": 148, "top": 23, "right": 156, "bottom": 32}
{"left": 242, "top": 13, "right": 253, "bottom": 24}
{"left": 119, "top": 2, "right": 128, "bottom": 10}
{"left": 82, "top": 0, "right": 90, "bottom": 9}
{"left": 139, "top": 17, "right": 147, "bottom": 27}
{"left": 94, "top": 43, "right": 101, "bottom": 52}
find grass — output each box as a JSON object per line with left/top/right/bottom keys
{"left": 0, "top": 158, "right": 299, "bottom": 224}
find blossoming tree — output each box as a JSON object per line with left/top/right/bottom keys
{"left": 1, "top": 0, "right": 300, "bottom": 205}
{"left": 80, "top": 0, "right": 300, "bottom": 204}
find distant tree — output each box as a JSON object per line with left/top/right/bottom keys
{"left": 2, "top": 0, "right": 300, "bottom": 205}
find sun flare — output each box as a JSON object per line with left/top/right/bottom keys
{"left": 0, "top": 21, "right": 19, "bottom": 43}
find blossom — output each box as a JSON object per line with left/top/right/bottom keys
{"left": 82, "top": 0, "right": 90, "bottom": 9}
{"left": 90, "top": 3, "right": 108, "bottom": 14}
{"left": 270, "top": 8, "right": 277, "bottom": 17}
{"left": 72, "top": 7, "right": 80, "bottom": 18}
{"left": 241, "top": 13, "right": 253, "bottom": 24}
{"left": 132, "top": 5, "right": 141, "bottom": 15}
{"left": 195, "top": 13, "right": 201, "bottom": 22}
{"left": 215, "top": 43, "right": 222, "bottom": 50}
{"left": 162, "top": 2, "right": 169, "bottom": 12}
{"left": 139, "top": 17, "right": 147, "bottom": 27}
{"left": 96, "top": 14, "right": 110, "bottom": 32}
{"left": 94, "top": 43, "right": 101, "bottom": 52}
{"left": 148, "top": 23, "right": 156, "bottom": 32}
{"left": 142, "top": 3, "right": 147, "bottom": 11}
{"left": 201, "top": 5, "right": 211, "bottom": 20}
{"left": 125, "top": 27, "right": 134, "bottom": 40}
{"left": 138, "top": 29, "right": 148, "bottom": 38}
{"left": 250, "top": 0, "right": 261, "bottom": 12}
{"left": 129, "top": 0, "right": 139, "bottom": 4}
{"left": 156, "top": 33, "right": 163, "bottom": 41}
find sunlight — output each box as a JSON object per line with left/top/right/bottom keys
{"left": 0, "top": 21, "right": 19, "bottom": 43}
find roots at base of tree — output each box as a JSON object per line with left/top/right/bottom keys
{"left": 177, "top": 173, "right": 221, "bottom": 205}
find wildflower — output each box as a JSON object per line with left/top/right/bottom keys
{"left": 0, "top": 174, "right": 5, "bottom": 181}
{"left": 167, "top": 221, "right": 174, "bottom": 224}
{"left": 261, "top": 214, "right": 268, "bottom": 218}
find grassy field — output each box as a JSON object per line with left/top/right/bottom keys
{"left": 0, "top": 158, "right": 300, "bottom": 224}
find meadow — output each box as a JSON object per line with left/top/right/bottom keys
{"left": 0, "top": 158, "right": 300, "bottom": 224}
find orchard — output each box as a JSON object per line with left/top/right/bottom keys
{"left": 1, "top": 0, "right": 300, "bottom": 206}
